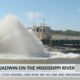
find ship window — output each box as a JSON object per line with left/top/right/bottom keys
{"left": 36, "top": 28, "right": 39, "bottom": 32}
{"left": 43, "top": 29, "right": 45, "bottom": 32}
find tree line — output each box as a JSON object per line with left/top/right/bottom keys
{"left": 52, "top": 30, "right": 80, "bottom": 36}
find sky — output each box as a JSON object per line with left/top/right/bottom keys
{"left": 0, "top": 0, "right": 80, "bottom": 31}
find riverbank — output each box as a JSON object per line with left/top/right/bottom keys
{"left": 0, "top": 57, "right": 80, "bottom": 64}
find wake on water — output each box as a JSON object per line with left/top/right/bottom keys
{"left": 0, "top": 13, "right": 80, "bottom": 59}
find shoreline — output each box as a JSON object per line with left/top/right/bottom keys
{"left": 0, "top": 58, "right": 80, "bottom": 64}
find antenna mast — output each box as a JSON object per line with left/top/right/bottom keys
{"left": 43, "top": 18, "right": 45, "bottom": 26}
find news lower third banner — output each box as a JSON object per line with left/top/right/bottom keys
{"left": 0, "top": 64, "right": 80, "bottom": 77}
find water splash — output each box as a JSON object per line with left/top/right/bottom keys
{"left": 0, "top": 13, "right": 49, "bottom": 59}
{"left": 49, "top": 51, "right": 80, "bottom": 59}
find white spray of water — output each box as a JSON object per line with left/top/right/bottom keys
{"left": 49, "top": 52, "right": 80, "bottom": 59}
{"left": 0, "top": 13, "right": 49, "bottom": 59}
{"left": 0, "top": 13, "right": 79, "bottom": 59}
